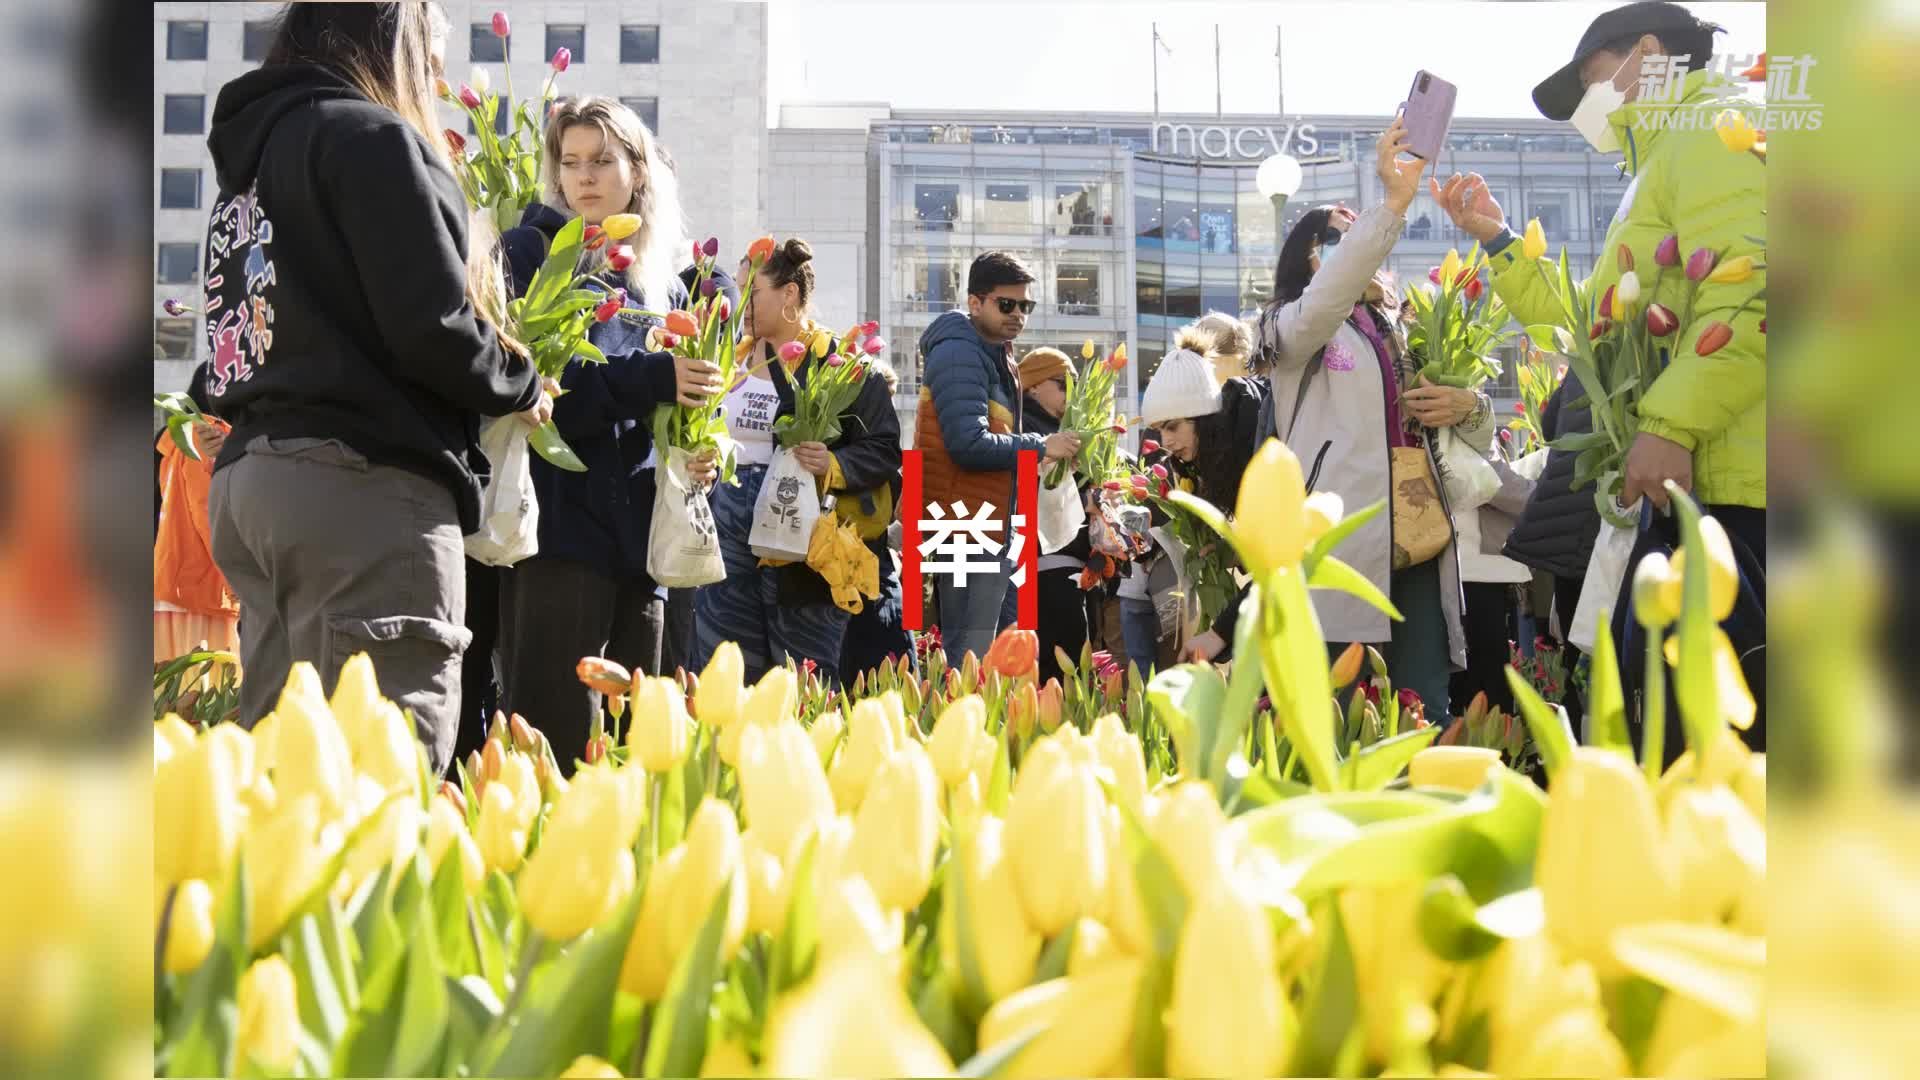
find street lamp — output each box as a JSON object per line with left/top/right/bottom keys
{"left": 1256, "top": 152, "right": 1304, "bottom": 244}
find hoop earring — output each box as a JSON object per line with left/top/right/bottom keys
{"left": 780, "top": 303, "right": 802, "bottom": 326}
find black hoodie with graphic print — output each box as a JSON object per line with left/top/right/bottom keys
{"left": 202, "top": 64, "right": 539, "bottom": 532}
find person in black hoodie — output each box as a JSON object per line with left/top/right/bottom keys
{"left": 202, "top": 3, "right": 545, "bottom": 773}
{"left": 494, "top": 96, "right": 721, "bottom": 769}
{"left": 1003, "top": 347, "right": 1095, "bottom": 683}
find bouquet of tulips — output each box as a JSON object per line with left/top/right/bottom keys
{"left": 1508, "top": 348, "right": 1563, "bottom": 456}
{"left": 771, "top": 321, "right": 886, "bottom": 448}
{"left": 1138, "top": 442, "right": 1237, "bottom": 630}
{"left": 645, "top": 235, "right": 773, "bottom": 478}
{"left": 1403, "top": 244, "right": 1515, "bottom": 388}
{"left": 439, "top": 10, "right": 572, "bottom": 234}
{"left": 1046, "top": 340, "right": 1129, "bottom": 488}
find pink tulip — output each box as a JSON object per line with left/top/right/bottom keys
{"left": 862, "top": 320, "right": 880, "bottom": 336}
{"left": 862, "top": 336, "right": 886, "bottom": 355}
{"left": 1653, "top": 234, "right": 1680, "bottom": 267}
{"left": 703, "top": 237, "right": 720, "bottom": 258}
{"left": 691, "top": 241, "right": 704, "bottom": 266}
{"left": 1150, "top": 464, "right": 1168, "bottom": 479}
{"left": 1686, "top": 247, "right": 1718, "bottom": 282}
{"left": 778, "top": 340, "right": 808, "bottom": 362}
{"left": 458, "top": 85, "right": 483, "bottom": 110}
{"left": 718, "top": 296, "right": 732, "bottom": 322}
{"left": 608, "top": 245, "right": 635, "bottom": 272}
{"left": 1140, "top": 438, "right": 1160, "bottom": 454}
{"left": 1427, "top": 267, "right": 1442, "bottom": 285}
{"left": 443, "top": 128, "right": 467, "bottom": 154}
{"left": 551, "top": 47, "right": 571, "bottom": 72}
{"left": 1645, "top": 303, "right": 1678, "bottom": 337}
{"left": 162, "top": 299, "right": 189, "bottom": 317}
{"left": 1103, "top": 480, "right": 1124, "bottom": 492}
{"left": 826, "top": 354, "right": 848, "bottom": 368}
{"left": 491, "top": 11, "right": 511, "bottom": 37}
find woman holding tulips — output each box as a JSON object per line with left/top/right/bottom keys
{"left": 494, "top": 95, "right": 724, "bottom": 769}
{"left": 1249, "top": 115, "right": 1490, "bottom": 721}
{"left": 691, "top": 238, "right": 903, "bottom": 686}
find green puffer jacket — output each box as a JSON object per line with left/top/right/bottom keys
{"left": 1487, "top": 68, "right": 1767, "bottom": 509}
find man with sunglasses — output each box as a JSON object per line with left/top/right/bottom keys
{"left": 915, "top": 251, "right": 1082, "bottom": 668}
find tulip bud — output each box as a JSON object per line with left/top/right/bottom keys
{"left": 778, "top": 340, "right": 807, "bottom": 363}
{"left": 550, "top": 46, "right": 571, "bottom": 72}
{"left": 155, "top": 729, "right": 244, "bottom": 885}
{"left": 600, "top": 213, "right": 643, "bottom": 241}
{"left": 1615, "top": 243, "right": 1636, "bottom": 274}
{"left": 699, "top": 236, "right": 719, "bottom": 258}
{"left": 1757, "top": 317, "right": 1765, "bottom": 335}
{"left": 1103, "top": 479, "right": 1123, "bottom": 492}
{"left": 1235, "top": 439, "right": 1308, "bottom": 575}
{"left": 161, "top": 879, "right": 216, "bottom": 974}
{"left": 717, "top": 295, "right": 733, "bottom": 322}
{"left": 236, "top": 955, "right": 300, "bottom": 1072}
{"left": 863, "top": 335, "right": 887, "bottom": 355}
{"left": 853, "top": 742, "right": 940, "bottom": 909}
{"left": 1633, "top": 551, "right": 1681, "bottom": 629}
{"left": 1645, "top": 303, "right": 1678, "bottom": 337}
{"left": 1427, "top": 267, "right": 1443, "bottom": 286}
{"left": 620, "top": 846, "right": 684, "bottom": 1001}
{"left": 1006, "top": 743, "right": 1108, "bottom": 935}
{"left": 1408, "top": 745, "right": 1500, "bottom": 792}
{"left": 468, "top": 65, "right": 492, "bottom": 97}
{"left": 699, "top": 276, "right": 718, "bottom": 299}
{"left": 465, "top": 750, "right": 484, "bottom": 793}
{"left": 583, "top": 225, "right": 606, "bottom": 251}
{"left": 1663, "top": 515, "right": 1740, "bottom": 622}
{"left": 738, "top": 720, "right": 837, "bottom": 867}
{"left": 1166, "top": 877, "right": 1293, "bottom": 1078}
{"left": 629, "top": 677, "right": 693, "bottom": 772}
{"left": 1590, "top": 318, "right": 1614, "bottom": 340}
{"left": 928, "top": 695, "right": 985, "bottom": 788}
{"left": 940, "top": 816, "right": 1042, "bottom": 1003}
{"left": 808, "top": 709, "right": 844, "bottom": 767}
{"left": 1140, "top": 438, "right": 1161, "bottom": 454}
{"left": 659, "top": 332, "right": 679, "bottom": 349}
{"left": 1694, "top": 321, "right": 1734, "bottom": 356}
{"left": 746, "top": 235, "right": 777, "bottom": 263}
{"left": 690, "top": 241, "right": 704, "bottom": 266}
{"left": 1464, "top": 276, "right": 1484, "bottom": 302}
{"left": 435, "top": 77, "right": 453, "bottom": 100}
{"left": 1330, "top": 641, "right": 1366, "bottom": 689}
{"left": 1522, "top": 218, "right": 1548, "bottom": 260}
{"left": 1654, "top": 234, "right": 1680, "bottom": 267}
{"left": 425, "top": 796, "right": 485, "bottom": 894}
{"left": 665, "top": 309, "right": 700, "bottom": 339}
{"left": 1089, "top": 713, "right": 1147, "bottom": 812}
{"left": 559, "top": 1056, "right": 624, "bottom": 1079}
{"left": 1537, "top": 748, "right": 1677, "bottom": 975}
{"left": 608, "top": 245, "right": 636, "bottom": 272}
{"left": 1599, "top": 284, "right": 1617, "bottom": 321}
{"left": 490, "top": 10, "right": 511, "bottom": 37}
{"left": 669, "top": 799, "right": 750, "bottom": 959}
{"left": 458, "top": 84, "right": 483, "bottom": 110}
{"left": 1686, "top": 247, "right": 1718, "bottom": 282}
{"left": 1705, "top": 254, "right": 1757, "bottom": 285}
{"left": 1615, "top": 271, "right": 1641, "bottom": 311}
{"left": 271, "top": 664, "right": 355, "bottom": 822}
{"left": 1714, "top": 108, "right": 1758, "bottom": 153}
{"left": 519, "top": 767, "right": 642, "bottom": 940}
{"left": 595, "top": 297, "right": 622, "bottom": 323}
{"left": 577, "top": 656, "right": 632, "bottom": 698}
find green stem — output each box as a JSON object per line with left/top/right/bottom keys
{"left": 154, "top": 882, "right": 179, "bottom": 982}
{"left": 646, "top": 772, "right": 664, "bottom": 867}
{"left": 502, "top": 930, "right": 544, "bottom": 1022}
{"left": 1642, "top": 627, "right": 1667, "bottom": 782}
{"left": 704, "top": 730, "right": 721, "bottom": 797}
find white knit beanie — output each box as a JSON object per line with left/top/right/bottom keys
{"left": 1140, "top": 348, "right": 1222, "bottom": 425}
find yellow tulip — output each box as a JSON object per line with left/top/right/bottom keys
{"left": 802, "top": 813, "right": 861, "bottom": 891}
{"left": 947, "top": 770, "right": 987, "bottom": 832}
{"left": 722, "top": 666, "right": 798, "bottom": 766}
{"left": 619, "top": 847, "right": 683, "bottom": 1001}
{"left": 160, "top": 878, "right": 215, "bottom": 974}
{"left": 250, "top": 711, "right": 280, "bottom": 775}
{"left": 1492, "top": 1006, "right": 1629, "bottom": 1078}
{"left": 1641, "top": 989, "right": 1765, "bottom": 1078}
{"left": 740, "top": 829, "right": 789, "bottom": 935}
{"left": 1522, "top": 218, "right": 1548, "bottom": 260}
{"left": 816, "top": 872, "right": 904, "bottom": 967}
{"left": 1341, "top": 882, "right": 1450, "bottom": 1064}
{"left": 977, "top": 957, "right": 1144, "bottom": 1079}
{"left": 629, "top": 676, "right": 694, "bottom": 773}
{"left": 1464, "top": 933, "right": 1604, "bottom": 1066}
{"left": 697, "top": 642, "right": 747, "bottom": 732}
{"left": 928, "top": 695, "right": 986, "bottom": 789}
{"left": 1408, "top": 746, "right": 1501, "bottom": 793}
{"left": 1147, "top": 781, "right": 1231, "bottom": 903}
{"left": 245, "top": 794, "right": 342, "bottom": 950}
{"left": 668, "top": 798, "right": 749, "bottom": 959}
{"left": 1714, "top": 108, "right": 1758, "bottom": 154}
{"left": 853, "top": 741, "right": 940, "bottom": 909}
{"left": 155, "top": 714, "right": 196, "bottom": 767}
{"left": 272, "top": 663, "right": 356, "bottom": 822}
{"left": 560, "top": 1054, "right": 625, "bottom": 1078}
{"left": 1662, "top": 515, "right": 1740, "bottom": 622}
{"left": 830, "top": 696, "right": 898, "bottom": 812}
{"left": 1234, "top": 439, "right": 1308, "bottom": 575}
{"left": 1066, "top": 916, "right": 1123, "bottom": 976}
{"left": 354, "top": 699, "right": 422, "bottom": 801}
{"left": 809, "top": 709, "right": 844, "bottom": 768}
{"left": 342, "top": 794, "right": 423, "bottom": 894}
{"left": 1632, "top": 550, "right": 1681, "bottom": 629}
{"left": 941, "top": 816, "right": 1041, "bottom": 1003}
{"left": 1536, "top": 748, "right": 1677, "bottom": 975}
{"left": 1006, "top": 744, "right": 1108, "bottom": 936}
{"left": 1303, "top": 490, "right": 1344, "bottom": 549}
{"left": 1103, "top": 804, "right": 1150, "bottom": 954}
{"left": 1166, "top": 877, "right": 1293, "bottom": 1077}
{"left": 1081, "top": 339, "right": 1095, "bottom": 360}
{"left": 235, "top": 955, "right": 300, "bottom": 1072}
{"left": 1704, "top": 253, "right": 1757, "bottom": 285}
{"left": 475, "top": 752, "right": 540, "bottom": 874}
{"left": 737, "top": 720, "right": 837, "bottom": 868}
{"left": 1662, "top": 627, "right": 1758, "bottom": 731}
{"left": 1088, "top": 713, "right": 1147, "bottom": 814}
{"left": 762, "top": 953, "right": 954, "bottom": 1078}
{"left": 1664, "top": 784, "right": 1765, "bottom": 926}
{"left": 519, "top": 766, "right": 643, "bottom": 940}
{"left": 1733, "top": 754, "right": 1765, "bottom": 822}
{"left": 328, "top": 652, "right": 384, "bottom": 757}
{"left": 600, "top": 213, "right": 643, "bottom": 241}
{"left": 807, "top": 327, "right": 834, "bottom": 358}
{"left": 155, "top": 727, "right": 243, "bottom": 884}
{"left": 699, "top": 1039, "right": 754, "bottom": 1078}
{"left": 425, "top": 795, "right": 484, "bottom": 894}
{"left": 1439, "top": 248, "right": 1463, "bottom": 288}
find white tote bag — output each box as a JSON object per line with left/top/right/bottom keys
{"left": 646, "top": 446, "right": 727, "bottom": 588}
{"left": 1568, "top": 496, "right": 1638, "bottom": 653}
{"left": 1036, "top": 476, "right": 1086, "bottom": 555}
{"left": 749, "top": 446, "right": 825, "bottom": 562}
{"left": 1435, "top": 428, "right": 1502, "bottom": 512}
{"left": 464, "top": 416, "right": 539, "bottom": 567}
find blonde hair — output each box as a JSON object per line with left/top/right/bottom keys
{"left": 1176, "top": 311, "right": 1254, "bottom": 376}
{"left": 543, "top": 96, "right": 688, "bottom": 310}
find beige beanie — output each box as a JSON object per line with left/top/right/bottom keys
{"left": 1140, "top": 348, "right": 1222, "bottom": 425}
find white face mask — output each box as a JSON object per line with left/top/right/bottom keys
{"left": 1570, "top": 48, "right": 1637, "bottom": 153}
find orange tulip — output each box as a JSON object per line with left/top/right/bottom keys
{"left": 1694, "top": 322, "right": 1734, "bottom": 357}
{"left": 746, "top": 236, "right": 777, "bottom": 263}
{"left": 982, "top": 627, "right": 1039, "bottom": 680}
{"left": 576, "top": 656, "right": 631, "bottom": 698}
{"left": 1037, "top": 679, "right": 1063, "bottom": 733}
{"left": 665, "top": 310, "right": 700, "bottom": 338}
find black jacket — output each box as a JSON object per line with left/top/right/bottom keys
{"left": 202, "top": 64, "right": 540, "bottom": 532}
{"left": 765, "top": 343, "right": 903, "bottom": 607}
{"left": 1190, "top": 376, "right": 1271, "bottom": 652}
{"left": 1501, "top": 371, "right": 1601, "bottom": 581}
{"left": 502, "top": 203, "right": 691, "bottom": 584}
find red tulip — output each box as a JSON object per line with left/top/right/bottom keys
{"left": 1103, "top": 479, "right": 1124, "bottom": 491}
{"left": 863, "top": 336, "right": 886, "bottom": 355}
{"left": 1654, "top": 234, "right": 1680, "bottom": 267}
{"left": 665, "top": 310, "right": 700, "bottom": 337}
{"left": 659, "top": 332, "right": 679, "bottom": 349}
{"left": 458, "top": 84, "right": 483, "bottom": 110}
{"left": 584, "top": 734, "right": 607, "bottom": 765}
{"left": 1427, "top": 267, "right": 1442, "bottom": 285}
{"left": 1600, "top": 284, "right": 1616, "bottom": 321}
{"left": 1141, "top": 438, "right": 1160, "bottom": 454}
{"left": 1150, "top": 464, "right": 1168, "bottom": 479}
{"left": 718, "top": 295, "right": 733, "bottom": 322}
{"left": 862, "top": 320, "right": 880, "bottom": 336}
{"left": 583, "top": 224, "right": 605, "bottom": 250}
{"left": 491, "top": 11, "right": 511, "bottom": 37}
{"left": 703, "top": 237, "right": 721, "bottom": 258}
{"left": 438, "top": 780, "right": 467, "bottom": 818}
{"left": 550, "top": 47, "right": 571, "bottom": 72}
{"left": 1616, "top": 243, "right": 1635, "bottom": 274}
{"left": 778, "top": 340, "right": 807, "bottom": 363}
{"left": 444, "top": 128, "right": 467, "bottom": 154}
{"left": 690, "top": 241, "right": 704, "bottom": 266}
{"left": 1110, "top": 423, "right": 1126, "bottom": 434}
{"left": 746, "top": 236, "right": 776, "bottom": 263}
{"left": 1694, "top": 321, "right": 1734, "bottom": 356}
{"left": 1645, "top": 303, "right": 1678, "bottom": 337}
{"left": 1686, "top": 247, "right": 1718, "bottom": 282}
{"left": 1157, "top": 480, "right": 1170, "bottom": 496}
{"left": 1758, "top": 317, "right": 1766, "bottom": 335}
{"left": 1454, "top": 266, "right": 1475, "bottom": 288}
{"left": 1106, "top": 351, "right": 1127, "bottom": 373}
{"left": 594, "top": 290, "right": 627, "bottom": 323}
{"left": 576, "top": 656, "right": 631, "bottom": 697}
{"left": 1463, "top": 277, "right": 1484, "bottom": 302}
{"left": 1590, "top": 319, "right": 1614, "bottom": 340}
{"left": 608, "top": 245, "right": 635, "bottom": 271}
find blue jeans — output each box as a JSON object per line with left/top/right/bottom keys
{"left": 936, "top": 559, "right": 1010, "bottom": 670}
{"left": 1120, "top": 596, "right": 1161, "bottom": 677}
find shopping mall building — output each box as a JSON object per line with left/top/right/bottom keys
{"left": 767, "top": 105, "right": 1632, "bottom": 445}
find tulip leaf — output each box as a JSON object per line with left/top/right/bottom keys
{"left": 280, "top": 909, "right": 348, "bottom": 1069}
{"left": 1415, "top": 875, "right": 1505, "bottom": 962}
{"left": 1586, "top": 612, "right": 1633, "bottom": 757}
{"left": 957, "top": 1025, "right": 1044, "bottom": 1079}
{"left": 346, "top": 863, "right": 401, "bottom": 979}
{"left": 643, "top": 872, "right": 735, "bottom": 1078}
{"left": 1667, "top": 489, "right": 1727, "bottom": 758}
{"left": 768, "top": 834, "right": 820, "bottom": 1000}
{"left": 387, "top": 898, "right": 451, "bottom": 1077}
{"left": 914, "top": 971, "right": 974, "bottom": 1066}
{"left": 1303, "top": 498, "right": 1385, "bottom": 576}
{"left": 1306, "top": 555, "right": 1403, "bottom": 621}
{"left": 942, "top": 827, "right": 991, "bottom": 1023}
{"left": 429, "top": 852, "right": 480, "bottom": 978}
{"left": 1130, "top": 954, "right": 1173, "bottom": 1077}
{"left": 1146, "top": 664, "right": 1226, "bottom": 784}
{"left": 442, "top": 975, "right": 503, "bottom": 1077}
{"left": 1234, "top": 769, "right": 1312, "bottom": 810}
{"left": 163, "top": 859, "right": 250, "bottom": 1079}
{"left": 1033, "top": 923, "right": 1077, "bottom": 984}
{"left": 985, "top": 734, "right": 1012, "bottom": 816}
{"left": 1215, "top": 585, "right": 1266, "bottom": 780}
{"left": 471, "top": 888, "right": 643, "bottom": 1078}
{"left": 1504, "top": 667, "right": 1574, "bottom": 781}
{"left": 1258, "top": 570, "right": 1342, "bottom": 792}
{"left": 1289, "top": 897, "right": 1359, "bottom": 1079}
{"left": 1345, "top": 725, "right": 1441, "bottom": 792}
{"left": 528, "top": 422, "right": 588, "bottom": 472}
{"left": 1611, "top": 922, "right": 1764, "bottom": 1026}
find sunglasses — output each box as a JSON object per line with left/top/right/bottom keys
{"left": 1319, "top": 225, "right": 1345, "bottom": 247}
{"left": 992, "top": 297, "right": 1038, "bottom": 315}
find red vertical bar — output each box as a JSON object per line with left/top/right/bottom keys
{"left": 901, "top": 449, "right": 923, "bottom": 631}
{"left": 1017, "top": 450, "right": 1039, "bottom": 630}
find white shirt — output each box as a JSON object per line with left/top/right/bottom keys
{"left": 723, "top": 372, "right": 780, "bottom": 468}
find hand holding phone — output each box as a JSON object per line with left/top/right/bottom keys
{"left": 1402, "top": 69, "right": 1458, "bottom": 161}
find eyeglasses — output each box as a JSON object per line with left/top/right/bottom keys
{"left": 993, "top": 297, "right": 1037, "bottom": 315}
{"left": 1319, "top": 225, "right": 1345, "bottom": 247}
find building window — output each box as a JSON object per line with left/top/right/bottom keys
{"left": 155, "top": 318, "right": 196, "bottom": 362}
{"left": 159, "top": 168, "right": 201, "bottom": 210}
{"left": 243, "top": 19, "right": 275, "bottom": 62}
{"left": 913, "top": 183, "right": 960, "bottom": 231}
{"left": 467, "top": 105, "right": 511, "bottom": 136}
{"left": 166, "top": 20, "right": 208, "bottom": 61}
{"left": 156, "top": 243, "right": 199, "bottom": 285}
{"left": 1529, "top": 191, "right": 1573, "bottom": 246}
{"left": 1051, "top": 183, "right": 1103, "bottom": 237}
{"left": 1055, "top": 263, "right": 1101, "bottom": 315}
{"left": 1135, "top": 261, "right": 1165, "bottom": 318}
{"left": 547, "top": 25, "right": 586, "bottom": 65}
{"left": 621, "top": 25, "right": 660, "bottom": 63}
{"left": 469, "top": 24, "right": 505, "bottom": 62}
{"left": 162, "top": 95, "right": 205, "bottom": 135}
{"left": 903, "top": 259, "right": 963, "bottom": 310}
{"left": 619, "top": 97, "right": 660, "bottom": 134}
{"left": 980, "top": 183, "right": 1030, "bottom": 230}
{"left": 1134, "top": 191, "right": 1163, "bottom": 246}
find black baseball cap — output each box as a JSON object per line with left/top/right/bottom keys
{"left": 1531, "top": 1, "right": 1724, "bottom": 121}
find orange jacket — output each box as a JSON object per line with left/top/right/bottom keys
{"left": 155, "top": 423, "right": 238, "bottom": 617}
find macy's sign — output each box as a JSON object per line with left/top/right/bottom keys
{"left": 1151, "top": 121, "right": 1321, "bottom": 160}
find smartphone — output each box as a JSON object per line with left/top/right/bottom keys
{"left": 1401, "top": 70, "right": 1458, "bottom": 161}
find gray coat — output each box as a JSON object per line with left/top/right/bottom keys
{"left": 1254, "top": 204, "right": 1492, "bottom": 668}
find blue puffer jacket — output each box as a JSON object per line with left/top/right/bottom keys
{"left": 502, "top": 203, "right": 687, "bottom": 584}
{"left": 914, "top": 311, "right": 1046, "bottom": 521}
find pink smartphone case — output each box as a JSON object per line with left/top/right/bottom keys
{"left": 1402, "top": 71, "right": 1457, "bottom": 161}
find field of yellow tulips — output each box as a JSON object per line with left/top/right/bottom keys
{"left": 153, "top": 442, "right": 1764, "bottom": 1079}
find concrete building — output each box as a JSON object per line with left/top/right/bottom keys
{"left": 153, "top": 1, "right": 768, "bottom": 392}
{"left": 764, "top": 104, "right": 1635, "bottom": 446}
